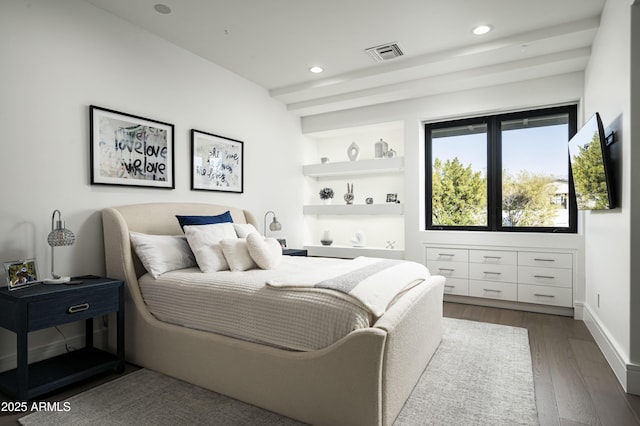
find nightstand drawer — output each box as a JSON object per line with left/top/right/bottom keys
{"left": 28, "top": 287, "right": 119, "bottom": 330}
{"left": 426, "top": 247, "right": 468, "bottom": 263}
{"left": 427, "top": 260, "right": 468, "bottom": 279}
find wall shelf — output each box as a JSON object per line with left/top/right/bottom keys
{"left": 303, "top": 203, "right": 403, "bottom": 215}
{"left": 305, "top": 245, "right": 405, "bottom": 260}
{"left": 303, "top": 157, "right": 404, "bottom": 178}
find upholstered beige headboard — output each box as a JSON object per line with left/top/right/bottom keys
{"left": 102, "top": 202, "right": 258, "bottom": 283}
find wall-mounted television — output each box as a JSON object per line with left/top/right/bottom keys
{"left": 568, "top": 112, "right": 615, "bottom": 210}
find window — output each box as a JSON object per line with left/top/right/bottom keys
{"left": 425, "top": 105, "right": 577, "bottom": 233}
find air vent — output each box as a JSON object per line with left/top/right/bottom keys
{"left": 365, "top": 42, "right": 404, "bottom": 62}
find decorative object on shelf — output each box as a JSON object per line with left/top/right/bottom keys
{"left": 347, "top": 141, "right": 360, "bottom": 161}
{"left": 375, "top": 138, "right": 388, "bottom": 158}
{"left": 44, "top": 209, "right": 76, "bottom": 284}
{"left": 4, "top": 259, "right": 40, "bottom": 290}
{"left": 320, "top": 230, "right": 333, "bottom": 246}
{"left": 386, "top": 241, "right": 396, "bottom": 249}
{"left": 319, "top": 187, "right": 334, "bottom": 204}
{"left": 191, "top": 129, "right": 244, "bottom": 193}
{"left": 386, "top": 193, "right": 399, "bottom": 203}
{"left": 365, "top": 197, "right": 373, "bottom": 204}
{"left": 321, "top": 157, "right": 330, "bottom": 164}
{"left": 344, "top": 183, "right": 354, "bottom": 205}
{"left": 263, "top": 211, "right": 282, "bottom": 237}
{"left": 386, "top": 148, "right": 397, "bottom": 158}
{"left": 90, "top": 105, "right": 175, "bottom": 189}
{"left": 351, "top": 230, "right": 366, "bottom": 247}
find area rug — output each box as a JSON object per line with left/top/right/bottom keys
{"left": 19, "top": 318, "right": 538, "bottom": 426}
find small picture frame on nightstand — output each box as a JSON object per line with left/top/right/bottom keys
{"left": 276, "top": 238, "right": 287, "bottom": 248}
{"left": 4, "top": 259, "right": 41, "bottom": 290}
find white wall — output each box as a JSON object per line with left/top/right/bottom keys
{"left": 0, "top": 0, "right": 303, "bottom": 369}
{"left": 581, "top": 0, "right": 638, "bottom": 392}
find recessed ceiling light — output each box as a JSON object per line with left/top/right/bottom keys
{"left": 472, "top": 24, "right": 492, "bottom": 35}
{"left": 309, "top": 66, "right": 324, "bottom": 74}
{"left": 154, "top": 4, "right": 172, "bottom": 14}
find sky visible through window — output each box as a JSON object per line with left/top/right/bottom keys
{"left": 433, "top": 124, "right": 568, "bottom": 178}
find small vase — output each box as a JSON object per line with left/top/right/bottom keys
{"left": 320, "top": 230, "right": 333, "bottom": 246}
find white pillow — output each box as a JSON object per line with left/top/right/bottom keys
{"left": 183, "top": 223, "right": 237, "bottom": 272}
{"left": 129, "top": 232, "right": 196, "bottom": 278}
{"left": 246, "top": 233, "right": 283, "bottom": 269}
{"left": 233, "top": 223, "right": 260, "bottom": 238}
{"left": 219, "top": 238, "right": 257, "bottom": 271}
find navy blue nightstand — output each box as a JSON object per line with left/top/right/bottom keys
{"left": 0, "top": 277, "right": 124, "bottom": 400}
{"left": 282, "top": 249, "right": 308, "bottom": 257}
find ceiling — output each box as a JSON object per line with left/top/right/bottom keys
{"left": 84, "top": 0, "right": 605, "bottom": 117}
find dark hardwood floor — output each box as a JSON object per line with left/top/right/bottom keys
{"left": 444, "top": 302, "right": 640, "bottom": 426}
{"left": 1, "top": 302, "right": 639, "bottom": 425}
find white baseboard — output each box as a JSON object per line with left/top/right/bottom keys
{"left": 580, "top": 302, "right": 640, "bottom": 395}
{"left": 0, "top": 327, "right": 107, "bottom": 373}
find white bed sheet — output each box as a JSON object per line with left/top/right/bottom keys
{"left": 138, "top": 256, "right": 377, "bottom": 351}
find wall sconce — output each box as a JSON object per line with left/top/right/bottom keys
{"left": 44, "top": 209, "right": 75, "bottom": 284}
{"left": 263, "top": 211, "right": 282, "bottom": 237}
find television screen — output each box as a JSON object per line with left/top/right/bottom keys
{"left": 568, "top": 112, "right": 615, "bottom": 210}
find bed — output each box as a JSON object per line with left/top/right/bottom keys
{"left": 102, "top": 202, "right": 444, "bottom": 426}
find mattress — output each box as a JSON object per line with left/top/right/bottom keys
{"left": 138, "top": 256, "right": 380, "bottom": 351}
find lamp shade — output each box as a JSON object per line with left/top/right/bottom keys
{"left": 47, "top": 227, "right": 75, "bottom": 247}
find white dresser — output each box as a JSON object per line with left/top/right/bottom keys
{"left": 425, "top": 245, "right": 574, "bottom": 312}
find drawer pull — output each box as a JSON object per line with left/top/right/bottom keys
{"left": 444, "top": 285, "right": 455, "bottom": 288}
{"left": 533, "top": 275, "right": 555, "bottom": 279}
{"left": 438, "top": 268, "right": 455, "bottom": 272}
{"left": 68, "top": 303, "right": 90, "bottom": 314}
{"left": 483, "top": 288, "right": 502, "bottom": 293}
{"left": 533, "top": 258, "right": 555, "bottom": 262}
{"left": 533, "top": 293, "right": 555, "bottom": 298}
{"left": 483, "top": 271, "right": 502, "bottom": 275}
{"left": 483, "top": 256, "right": 502, "bottom": 260}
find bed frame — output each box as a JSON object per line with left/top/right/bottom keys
{"left": 102, "top": 202, "right": 443, "bottom": 426}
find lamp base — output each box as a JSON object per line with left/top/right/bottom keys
{"left": 43, "top": 276, "right": 71, "bottom": 284}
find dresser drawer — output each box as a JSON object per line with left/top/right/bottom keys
{"left": 426, "top": 248, "right": 468, "bottom": 263}
{"left": 469, "top": 250, "right": 517, "bottom": 265}
{"left": 469, "top": 280, "right": 517, "bottom": 301}
{"left": 518, "top": 284, "right": 573, "bottom": 307}
{"left": 518, "top": 266, "right": 572, "bottom": 288}
{"left": 426, "top": 260, "right": 468, "bottom": 279}
{"left": 518, "top": 252, "right": 572, "bottom": 269}
{"left": 28, "top": 287, "right": 120, "bottom": 330}
{"left": 469, "top": 263, "right": 517, "bottom": 283}
{"left": 442, "top": 278, "right": 469, "bottom": 296}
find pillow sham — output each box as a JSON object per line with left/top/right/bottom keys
{"left": 130, "top": 232, "right": 196, "bottom": 278}
{"left": 219, "top": 238, "right": 257, "bottom": 272}
{"left": 176, "top": 211, "right": 233, "bottom": 230}
{"left": 183, "top": 223, "right": 237, "bottom": 272}
{"left": 246, "top": 233, "right": 283, "bottom": 269}
{"left": 233, "top": 223, "right": 260, "bottom": 238}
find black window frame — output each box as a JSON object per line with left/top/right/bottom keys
{"left": 425, "top": 105, "right": 578, "bottom": 233}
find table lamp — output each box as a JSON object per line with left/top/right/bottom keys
{"left": 44, "top": 209, "right": 75, "bottom": 284}
{"left": 263, "top": 211, "right": 282, "bottom": 236}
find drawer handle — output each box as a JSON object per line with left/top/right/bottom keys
{"left": 483, "top": 271, "right": 502, "bottom": 275}
{"left": 533, "top": 258, "right": 555, "bottom": 262}
{"left": 438, "top": 268, "right": 455, "bottom": 272}
{"left": 533, "top": 293, "right": 555, "bottom": 298}
{"left": 68, "top": 303, "right": 90, "bottom": 314}
{"left": 533, "top": 275, "right": 555, "bottom": 279}
{"left": 483, "top": 288, "right": 502, "bottom": 293}
{"left": 483, "top": 256, "right": 502, "bottom": 260}
{"left": 438, "top": 253, "right": 454, "bottom": 257}
{"left": 444, "top": 285, "right": 455, "bottom": 288}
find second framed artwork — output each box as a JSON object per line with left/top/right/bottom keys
{"left": 191, "top": 129, "right": 244, "bottom": 193}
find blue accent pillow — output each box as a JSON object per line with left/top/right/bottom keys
{"left": 176, "top": 211, "right": 233, "bottom": 230}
